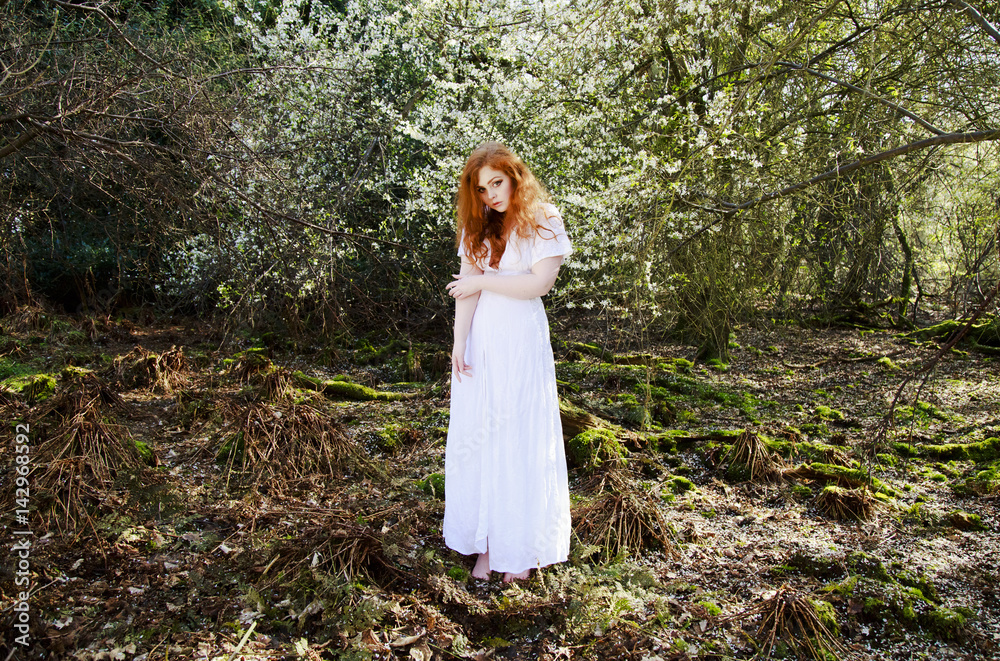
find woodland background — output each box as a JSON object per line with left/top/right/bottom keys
{"left": 2, "top": 0, "right": 1000, "bottom": 660}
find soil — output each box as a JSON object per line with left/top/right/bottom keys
{"left": 1, "top": 312, "right": 998, "bottom": 661}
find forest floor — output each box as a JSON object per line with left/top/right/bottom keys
{"left": 1, "top": 307, "right": 999, "bottom": 661}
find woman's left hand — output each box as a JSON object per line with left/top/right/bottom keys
{"left": 446, "top": 273, "right": 483, "bottom": 299}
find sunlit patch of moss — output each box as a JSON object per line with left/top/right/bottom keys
{"left": 947, "top": 510, "right": 986, "bottom": 531}
{"left": 799, "top": 422, "right": 829, "bottom": 437}
{"left": 812, "top": 599, "right": 839, "bottom": 636}
{"left": 877, "top": 356, "right": 901, "bottom": 371}
{"left": 610, "top": 393, "right": 650, "bottom": 427}
{"left": 951, "top": 460, "right": 1000, "bottom": 495}
{"left": 666, "top": 475, "right": 695, "bottom": 495}
{"left": 568, "top": 429, "right": 627, "bottom": 470}
{"left": 814, "top": 405, "right": 845, "bottom": 422}
{"left": 696, "top": 600, "right": 722, "bottom": 617}
{"left": 291, "top": 371, "right": 415, "bottom": 401}
{"left": 876, "top": 453, "right": 899, "bottom": 467}
{"left": 1, "top": 372, "right": 57, "bottom": 403}
{"left": 911, "top": 437, "right": 1000, "bottom": 463}
{"left": 922, "top": 606, "right": 974, "bottom": 641}
{"left": 789, "top": 484, "right": 813, "bottom": 500}
{"left": 787, "top": 462, "right": 900, "bottom": 498}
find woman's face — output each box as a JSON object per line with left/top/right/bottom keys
{"left": 477, "top": 165, "right": 513, "bottom": 214}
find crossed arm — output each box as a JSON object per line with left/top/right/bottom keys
{"left": 448, "top": 255, "right": 564, "bottom": 382}
{"left": 446, "top": 255, "right": 564, "bottom": 301}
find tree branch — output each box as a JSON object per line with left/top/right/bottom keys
{"left": 949, "top": 0, "right": 1000, "bottom": 47}
{"left": 670, "top": 128, "right": 1000, "bottom": 255}
{"left": 777, "top": 60, "right": 946, "bottom": 136}
{"left": 0, "top": 128, "right": 41, "bottom": 160}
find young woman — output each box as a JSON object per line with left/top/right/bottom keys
{"left": 443, "top": 142, "right": 572, "bottom": 582}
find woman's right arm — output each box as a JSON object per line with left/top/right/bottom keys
{"left": 452, "top": 256, "right": 483, "bottom": 383}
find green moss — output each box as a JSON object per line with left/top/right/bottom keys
{"left": 812, "top": 599, "right": 839, "bottom": 636}
{"left": 948, "top": 510, "right": 986, "bottom": 531}
{"left": 447, "top": 565, "right": 469, "bottom": 582}
{"left": 707, "top": 358, "right": 728, "bottom": 371}
{"left": 921, "top": 607, "right": 971, "bottom": 641}
{"left": 60, "top": 365, "right": 94, "bottom": 381}
{"left": 647, "top": 430, "right": 687, "bottom": 454}
{"left": 956, "top": 462, "right": 1000, "bottom": 495}
{"left": 846, "top": 551, "right": 892, "bottom": 582}
{"left": 672, "top": 358, "right": 694, "bottom": 373}
{"left": 666, "top": 475, "right": 695, "bottom": 494}
{"left": 790, "top": 484, "right": 813, "bottom": 499}
{"left": 799, "top": 422, "right": 829, "bottom": 436}
{"left": 802, "top": 462, "right": 900, "bottom": 497}
{"left": 371, "top": 425, "right": 402, "bottom": 453}
{"left": 826, "top": 576, "right": 933, "bottom": 627}
{"left": 292, "top": 371, "right": 415, "bottom": 401}
{"left": 876, "top": 453, "right": 899, "bottom": 467}
{"left": 568, "top": 341, "right": 614, "bottom": 361}
{"left": 133, "top": 439, "right": 156, "bottom": 465}
{"left": 418, "top": 473, "right": 445, "bottom": 499}
{"left": 912, "top": 437, "right": 1000, "bottom": 463}
{"left": 568, "top": 429, "right": 627, "bottom": 470}
{"left": 896, "top": 570, "right": 938, "bottom": 602}
{"left": 1, "top": 372, "right": 57, "bottom": 403}
{"left": 815, "top": 405, "right": 845, "bottom": 421}
{"left": 611, "top": 393, "right": 650, "bottom": 427}
{"left": 877, "top": 356, "right": 901, "bottom": 371}
{"left": 696, "top": 601, "right": 722, "bottom": 617}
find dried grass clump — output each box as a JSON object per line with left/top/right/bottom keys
{"left": 722, "top": 429, "right": 785, "bottom": 482}
{"left": 215, "top": 400, "right": 354, "bottom": 488}
{"left": 26, "top": 374, "right": 149, "bottom": 531}
{"left": 1, "top": 305, "right": 49, "bottom": 334}
{"left": 815, "top": 485, "right": 878, "bottom": 522}
{"left": 0, "top": 387, "right": 24, "bottom": 414}
{"left": 231, "top": 350, "right": 272, "bottom": 383}
{"left": 260, "top": 366, "right": 296, "bottom": 401}
{"left": 573, "top": 469, "right": 678, "bottom": 561}
{"left": 738, "top": 586, "right": 846, "bottom": 661}
{"left": 108, "top": 345, "right": 187, "bottom": 392}
{"left": 261, "top": 507, "right": 404, "bottom": 585}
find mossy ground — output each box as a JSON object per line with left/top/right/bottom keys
{"left": 1, "top": 314, "right": 997, "bottom": 660}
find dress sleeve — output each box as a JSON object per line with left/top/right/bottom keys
{"left": 531, "top": 204, "right": 573, "bottom": 267}
{"left": 457, "top": 229, "right": 466, "bottom": 257}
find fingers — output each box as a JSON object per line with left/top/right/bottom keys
{"left": 452, "top": 354, "right": 472, "bottom": 382}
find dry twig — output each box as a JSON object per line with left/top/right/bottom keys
{"left": 573, "top": 468, "right": 678, "bottom": 561}
{"left": 722, "top": 430, "right": 785, "bottom": 482}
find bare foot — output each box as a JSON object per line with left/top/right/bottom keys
{"left": 471, "top": 551, "right": 492, "bottom": 580}
{"left": 503, "top": 569, "right": 530, "bottom": 583}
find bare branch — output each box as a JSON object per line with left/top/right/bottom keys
{"left": 949, "top": 0, "right": 1000, "bottom": 47}
{"left": 670, "top": 128, "right": 1000, "bottom": 255}
{"left": 777, "top": 60, "right": 947, "bottom": 136}
{"left": 48, "top": 0, "right": 183, "bottom": 78}
{"left": 0, "top": 128, "right": 41, "bottom": 160}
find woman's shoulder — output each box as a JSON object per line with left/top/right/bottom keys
{"left": 533, "top": 202, "right": 564, "bottom": 227}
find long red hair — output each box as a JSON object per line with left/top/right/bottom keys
{"left": 456, "top": 142, "right": 552, "bottom": 269}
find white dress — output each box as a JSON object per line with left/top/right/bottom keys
{"left": 443, "top": 204, "right": 573, "bottom": 574}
